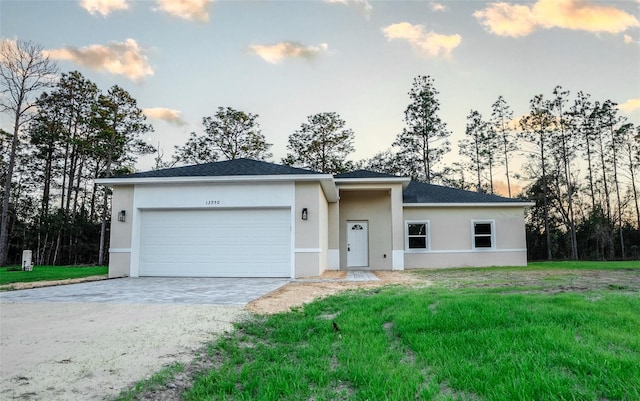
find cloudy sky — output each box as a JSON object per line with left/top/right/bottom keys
{"left": 2, "top": 0, "right": 639, "bottom": 173}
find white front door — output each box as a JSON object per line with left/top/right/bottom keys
{"left": 347, "top": 221, "right": 368, "bottom": 267}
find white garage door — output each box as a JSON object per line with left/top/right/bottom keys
{"left": 138, "top": 208, "right": 291, "bottom": 277}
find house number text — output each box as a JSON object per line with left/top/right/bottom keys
{"left": 206, "top": 200, "right": 220, "bottom": 205}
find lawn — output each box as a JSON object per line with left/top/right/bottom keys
{"left": 0, "top": 265, "right": 108, "bottom": 285}
{"left": 423, "top": 260, "right": 640, "bottom": 272}
{"left": 111, "top": 262, "right": 639, "bottom": 401}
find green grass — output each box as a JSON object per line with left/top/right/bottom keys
{"left": 527, "top": 260, "right": 639, "bottom": 270}
{"left": 113, "top": 362, "right": 184, "bottom": 401}
{"left": 185, "top": 285, "right": 640, "bottom": 401}
{"left": 412, "top": 260, "right": 639, "bottom": 275}
{"left": 106, "top": 261, "right": 638, "bottom": 400}
{"left": 0, "top": 265, "right": 108, "bottom": 285}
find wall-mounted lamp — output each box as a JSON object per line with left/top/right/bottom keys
{"left": 301, "top": 208, "right": 308, "bottom": 221}
{"left": 118, "top": 210, "right": 126, "bottom": 222}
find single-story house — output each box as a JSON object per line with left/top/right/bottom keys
{"left": 96, "top": 158, "right": 533, "bottom": 278}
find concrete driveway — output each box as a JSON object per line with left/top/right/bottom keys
{"left": 0, "top": 277, "right": 289, "bottom": 305}
{"left": 0, "top": 277, "right": 289, "bottom": 401}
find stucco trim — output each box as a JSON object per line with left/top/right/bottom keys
{"left": 392, "top": 250, "right": 405, "bottom": 270}
{"left": 109, "top": 248, "right": 131, "bottom": 253}
{"left": 413, "top": 248, "right": 527, "bottom": 254}
{"left": 295, "top": 248, "right": 322, "bottom": 253}
{"left": 328, "top": 249, "right": 340, "bottom": 269}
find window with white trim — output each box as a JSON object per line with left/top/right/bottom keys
{"left": 405, "top": 221, "right": 430, "bottom": 251}
{"left": 472, "top": 220, "right": 495, "bottom": 249}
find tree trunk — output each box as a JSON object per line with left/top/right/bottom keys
{"left": 628, "top": 143, "right": 640, "bottom": 249}
{"left": 0, "top": 111, "right": 22, "bottom": 266}
{"left": 559, "top": 115, "right": 578, "bottom": 259}
{"left": 597, "top": 131, "right": 614, "bottom": 259}
{"left": 41, "top": 144, "right": 53, "bottom": 217}
{"left": 501, "top": 115, "right": 512, "bottom": 197}
{"left": 610, "top": 127, "right": 625, "bottom": 259}
{"left": 585, "top": 135, "right": 596, "bottom": 211}
{"left": 475, "top": 139, "right": 481, "bottom": 191}
{"left": 98, "top": 121, "right": 115, "bottom": 265}
{"left": 541, "top": 136, "right": 552, "bottom": 260}
{"left": 422, "top": 120, "right": 431, "bottom": 183}
{"left": 488, "top": 153, "right": 494, "bottom": 195}
{"left": 53, "top": 230, "right": 61, "bottom": 265}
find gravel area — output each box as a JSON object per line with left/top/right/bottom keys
{"left": 0, "top": 302, "right": 246, "bottom": 401}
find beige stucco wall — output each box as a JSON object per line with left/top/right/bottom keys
{"left": 108, "top": 185, "right": 134, "bottom": 278}
{"left": 295, "top": 253, "right": 322, "bottom": 277}
{"left": 404, "top": 250, "right": 527, "bottom": 268}
{"left": 403, "top": 206, "right": 528, "bottom": 268}
{"left": 338, "top": 190, "right": 392, "bottom": 270}
{"left": 335, "top": 182, "right": 405, "bottom": 270}
{"left": 294, "top": 182, "right": 329, "bottom": 277}
{"left": 317, "top": 183, "right": 329, "bottom": 275}
{"left": 327, "top": 202, "right": 340, "bottom": 269}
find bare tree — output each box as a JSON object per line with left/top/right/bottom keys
{"left": 490, "top": 96, "right": 517, "bottom": 197}
{"left": 601, "top": 102, "right": 628, "bottom": 259}
{"left": 630, "top": 126, "right": 640, "bottom": 249}
{"left": 571, "top": 91, "right": 597, "bottom": 210}
{"left": 0, "top": 39, "right": 57, "bottom": 266}
{"left": 520, "top": 94, "right": 555, "bottom": 260}
{"left": 459, "top": 110, "right": 486, "bottom": 192}
{"left": 550, "top": 86, "right": 578, "bottom": 259}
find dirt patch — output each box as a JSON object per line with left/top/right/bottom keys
{"left": 416, "top": 268, "right": 640, "bottom": 293}
{"left": 247, "top": 270, "right": 428, "bottom": 314}
{"left": 0, "top": 275, "right": 108, "bottom": 291}
{"left": 247, "top": 268, "right": 640, "bottom": 314}
{"left": 127, "top": 345, "right": 227, "bottom": 401}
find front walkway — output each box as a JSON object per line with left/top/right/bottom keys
{"left": 294, "top": 270, "right": 380, "bottom": 283}
{"left": 345, "top": 270, "right": 380, "bottom": 282}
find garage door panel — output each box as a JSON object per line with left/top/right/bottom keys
{"left": 138, "top": 209, "right": 291, "bottom": 277}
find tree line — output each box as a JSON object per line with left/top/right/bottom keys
{"left": 1, "top": 41, "right": 152, "bottom": 266}
{"left": 1, "top": 40, "right": 638, "bottom": 265}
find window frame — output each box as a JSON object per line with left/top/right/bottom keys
{"left": 405, "top": 220, "right": 430, "bottom": 252}
{"left": 471, "top": 220, "right": 495, "bottom": 250}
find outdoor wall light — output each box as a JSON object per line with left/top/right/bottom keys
{"left": 118, "top": 210, "right": 126, "bottom": 222}
{"left": 301, "top": 208, "right": 308, "bottom": 221}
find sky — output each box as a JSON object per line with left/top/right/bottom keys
{"left": 1, "top": 0, "right": 639, "bottom": 178}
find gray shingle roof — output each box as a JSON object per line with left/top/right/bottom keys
{"left": 115, "top": 158, "right": 321, "bottom": 178}
{"left": 334, "top": 170, "right": 407, "bottom": 179}
{"left": 403, "top": 181, "right": 523, "bottom": 203}
{"left": 112, "top": 161, "right": 526, "bottom": 204}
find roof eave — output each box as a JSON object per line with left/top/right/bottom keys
{"left": 403, "top": 202, "right": 535, "bottom": 207}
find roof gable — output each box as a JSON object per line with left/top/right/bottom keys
{"left": 403, "top": 181, "right": 524, "bottom": 204}
{"left": 115, "top": 158, "right": 320, "bottom": 179}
